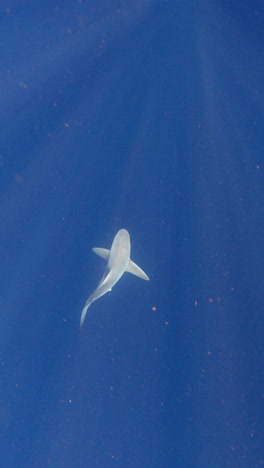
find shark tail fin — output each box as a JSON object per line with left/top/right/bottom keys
{"left": 125, "top": 259, "right": 149, "bottom": 280}
{"left": 80, "top": 301, "right": 91, "bottom": 328}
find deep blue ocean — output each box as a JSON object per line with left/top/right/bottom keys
{"left": 0, "top": 1, "right": 263, "bottom": 467}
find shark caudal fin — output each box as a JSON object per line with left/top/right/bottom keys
{"left": 80, "top": 301, "right": 92, "bottom": 328}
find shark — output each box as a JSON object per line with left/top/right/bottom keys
{"left": 80, "top": 229, "right": 149, "bottom": 328}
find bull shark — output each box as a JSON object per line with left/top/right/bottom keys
{"left": 80, "top": 229, "right": 149, "bottom": 328}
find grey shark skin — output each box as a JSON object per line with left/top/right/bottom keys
{"left": 80, "top": 229, "right": 149, "bottom": 328}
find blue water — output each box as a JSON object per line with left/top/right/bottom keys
{"left": 0, "top": 2, "right": 263, "bottom": 467}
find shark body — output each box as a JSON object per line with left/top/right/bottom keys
{"left": 80, "top": 229, "right": 149, "bottom": 328}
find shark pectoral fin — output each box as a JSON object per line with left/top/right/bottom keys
{"left": 125, "top": 259, "right": 150, "bottom": 280}
{"left": 92, "top": 248, "right": 110, "bottom": 260}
